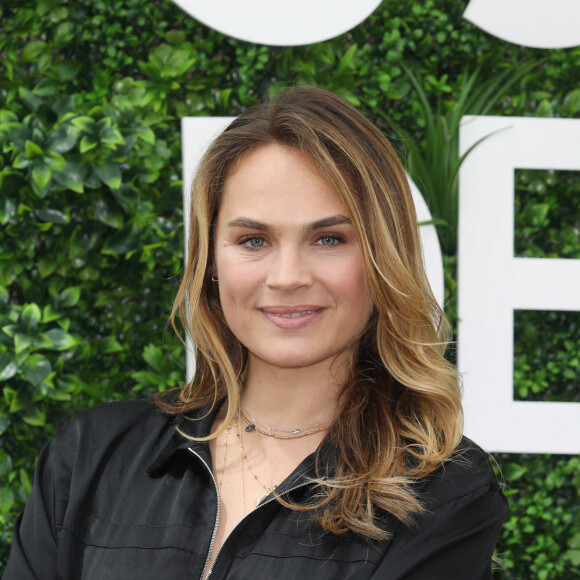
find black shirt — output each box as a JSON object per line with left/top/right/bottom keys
{"left": 5, "top": 399, "right": 507, "bottom": 579}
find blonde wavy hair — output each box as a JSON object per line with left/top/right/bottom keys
{"left": 161, "top": 86, "right": 463, "bottom": 540}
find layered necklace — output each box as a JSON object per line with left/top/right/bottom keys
{"left": 215, "top": 408, "right": 331, "bottom": 509}
{"left": 240, "top": 406, "right": 332, "bottom": 439}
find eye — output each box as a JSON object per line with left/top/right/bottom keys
{"left": 315, "top": 235, "right": 343, "bottom": 247}
{"left": 242, "top": 236, "right": 267, "bottom": 249}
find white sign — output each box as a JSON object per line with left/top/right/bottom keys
{"left": 464, "top": 0, "right": 580, "bottom": 49}
{"left": 182, "top": 116, "right": 444, "bottom": 379}
{"left": 458, "top": 115, "right": 580, "bottom": 454}
{"left": 171, "top": 0, "right": 382, "bottom": 46}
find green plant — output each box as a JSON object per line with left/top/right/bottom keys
{"left": 1, "top": 1, "right": 580, "bottom": 576}
{"left": 386, "top": 62, "right": 536, "bottom": 254}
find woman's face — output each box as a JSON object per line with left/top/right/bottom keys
{"left": 213, "top": 144, "right": 372, "bottom": 374}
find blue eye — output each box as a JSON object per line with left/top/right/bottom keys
{"left": 243, "top": 237, "right": 266, "bottom": 248}
{"left": 316, "top": 235, "right": 340, "bottom": 246}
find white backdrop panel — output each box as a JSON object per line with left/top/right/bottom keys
{"left": 171, "top": 0, "right": 382, "bottom": 46}
{"left": 458, "top": 115, "right": 580, "bottom": 453}
{"left": 464, "top": 0, "right": 580, "bottom": 49}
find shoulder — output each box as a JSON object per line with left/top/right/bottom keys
{"left": 374, "top": 439, "right": 507, "bottom": 576}
{"left": 49, "top": 399, "right": 173, "bottom": 465}
{"left": 417, "top": 436, "right": 506, "bottom": 512}
{"left": 58, "top": 398, "right": 166, "bottom": 436}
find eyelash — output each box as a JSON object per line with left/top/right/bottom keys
{"left": 238, "top": 233, "right": 346, "bottom": 250}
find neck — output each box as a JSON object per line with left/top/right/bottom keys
{"left": 240, "top": 356, "right": 347, "bottom": 430}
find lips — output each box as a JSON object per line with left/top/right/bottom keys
{"left": 261, "top": 306, "right": 323, "bottom": 329}
{"left": 274, "top": 311, "right": 312, "bottom": 318}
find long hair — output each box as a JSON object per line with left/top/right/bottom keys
{"left": 161, "top": 87, "right": 462, "bottom": 539}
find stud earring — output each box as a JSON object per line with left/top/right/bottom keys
{"left": 211, "top": 275, "right": 218, "bottom": 283}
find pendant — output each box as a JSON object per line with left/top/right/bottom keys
{"left": 245, "top": 424, "right": 256, "bottom": 432}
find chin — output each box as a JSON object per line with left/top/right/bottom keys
{"left": 253, "top": 348, "right": 342, "bottom": 371}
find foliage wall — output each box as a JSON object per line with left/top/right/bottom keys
{"left": 1, "top": 0, "right": 579, "bottom": 576}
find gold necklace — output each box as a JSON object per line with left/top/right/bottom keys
{"left": 240, "top": 411, "right": 330, "bottom": 439}
{"left": 216, "top": 422, "right": 232, "bottom": 491}
{"left": 236, "top": 418, "right": 280, "bottom": 505}
{"left": 240, "top": 408, "right": 331, "bottom": 439}
{"left": 233, "top": 419, "right": 246, "bottom": 516}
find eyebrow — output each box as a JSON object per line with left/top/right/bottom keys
{"left": 227, "top": 215, "right": 352, "bottom": 232}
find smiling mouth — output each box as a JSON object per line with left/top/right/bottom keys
{"left": 275, "top": 311, "right": 313, "bottom": 318}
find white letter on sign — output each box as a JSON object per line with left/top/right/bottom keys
{"left": 170, "top": 0, "right": 382, "bottom": 46}
{"left": 458, "top": 115, "right": 580, "bottom": 454}
{"left": 464, "top": 0, "right": 580, "bottom": 49}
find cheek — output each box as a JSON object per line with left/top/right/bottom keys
{"left": 352, "top": 267, "right": 373, "bottom": 317}
{"left": 217, "top": 262, "right": 262, "bottom": 310}
{"left": 334, "top": 261, "right": 372, "bottom": 314}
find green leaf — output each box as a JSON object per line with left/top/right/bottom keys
{"left": 0, "top": 452, "right": 12, "bottom": 480}
{"left": 563, "top": 88, "right": 580, "bottom": 114}
{"left": 58, "top": 61, "right": 80, "bottom": 82}
{"left": 0, "top": 197, "right": 17, "bottom": 224}
{"left": 504, "top": 462, "right": 528, "bottom": 481}
{"left": 0, "top": 285, "right": 8, "bottom": 305}
{"left": 0, "top": 352, "right": 18, "bottom": 381}
{"left": 22, "top": 408, "right": 46, "bottom": 427}
{"left": 102, "top": 221, "right": 141, "bottom": 255}
{"left": 0, "top": 486, "right": 15, "bottom": 514}
{"left": 14, "top": 333, "right": 34, "bottom": 354}
{"left": 34, "top": 78, "right": 58, "bottom": 97}
{"left": 93, "top": 197, "right": 124, "bottom": 228}
{"left": 336, "top": 44, "right": 358, "bottom": 77}
{"left": 79, "top": 135, "right": 98, "bottom": 154}
{"left": 19, "top": 466, "right": 32, "bottom": 495}
{"left": 25, "top": 140, "right": 44, "bottom": 159}
{"left": 22, "top": 40, "right": 47, "bottom": 61}
{"left": 102, "top": 336, "right": 124, "bottom": 353}
{"left": 165, "top": 30, "right": 186, "bottom": 45}
{"left": 143, "top": 344, "right": 164, "bottom": 372}
{"left": 59, "top": 286, "right": 81, "bottom": 307}
{"left": 136, "top": 125, "right": 156, "bottom": 145}
{"left": 45, "top": 328, "right": 76, "bottom": 350}
{"left": 13, "top": 153, "right": 33, "bottom": 169}
{"left": 19, "top": 88, "right": 42, "bottom": 112}
{"left": 42, "top": 304, "right": 61, "bottom": 323}
{"left": 94, "top": 161, "right": 122, "bottom": 189}
{"left": 31, "top": 164, "right": 52, "bottom": 191}
{"left": 0, "top": 415, "right": 10, "bottom": 436}
{"left": 52, "top": 160, "right": 87, "bottom": 193}
{"left": 21, "top": 303, "right": 41, "bottom": 329}
{"left": 38, "top": 255, "right": 57, "bottom": 278}
{"left": 70, "top": 115, "right": 94, "bottom": 132}
{"left": 47, "top": 125, "right": 78, "bottom": 153}
{"left": 32, "top": 333, "right": 54, "bottom": 350}
{"left": 36, "top": 207, "right": 69, "bottom": 224}
{"left": 22, "top": 355, "right": 52, "bottom": 388}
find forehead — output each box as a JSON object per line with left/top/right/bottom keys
{"left": 218, "top": 144, "right": 347, "bottom": 224}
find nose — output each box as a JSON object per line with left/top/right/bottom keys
{"left": 266, "top": 245, "right": 312, "bottom": 292}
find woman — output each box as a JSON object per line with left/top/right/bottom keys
{"left": 5, "top": 87, "right": 507, "bottom": 579}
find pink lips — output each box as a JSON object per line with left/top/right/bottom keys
{"left": 261, "top": 305, "right": 323, "bottom": 330}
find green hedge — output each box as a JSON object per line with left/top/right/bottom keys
{"left": 1, "top": 0, "right": 579, "bottom": 576}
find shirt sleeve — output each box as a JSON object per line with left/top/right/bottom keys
{"left": 371, "top": 447, "right": 508, "bottom": 580}
{"left": 3, "top": 438, "right": 60, "bottom": 580}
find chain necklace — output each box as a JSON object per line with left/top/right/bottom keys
{"left": 236, "top": 418, "right": 281, "bottom": 504}
{"left": 240, "top": 407, "right": 331, "bottom": 439}
{"left": 216, "top": 422, "right": 232, "bottom": 491}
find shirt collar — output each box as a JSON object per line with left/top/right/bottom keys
{"left": 146, "top": 398, "right": 334, "bottom": 495}
{"left": 146, "top": 400, "right": 224, "bottom": 475}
